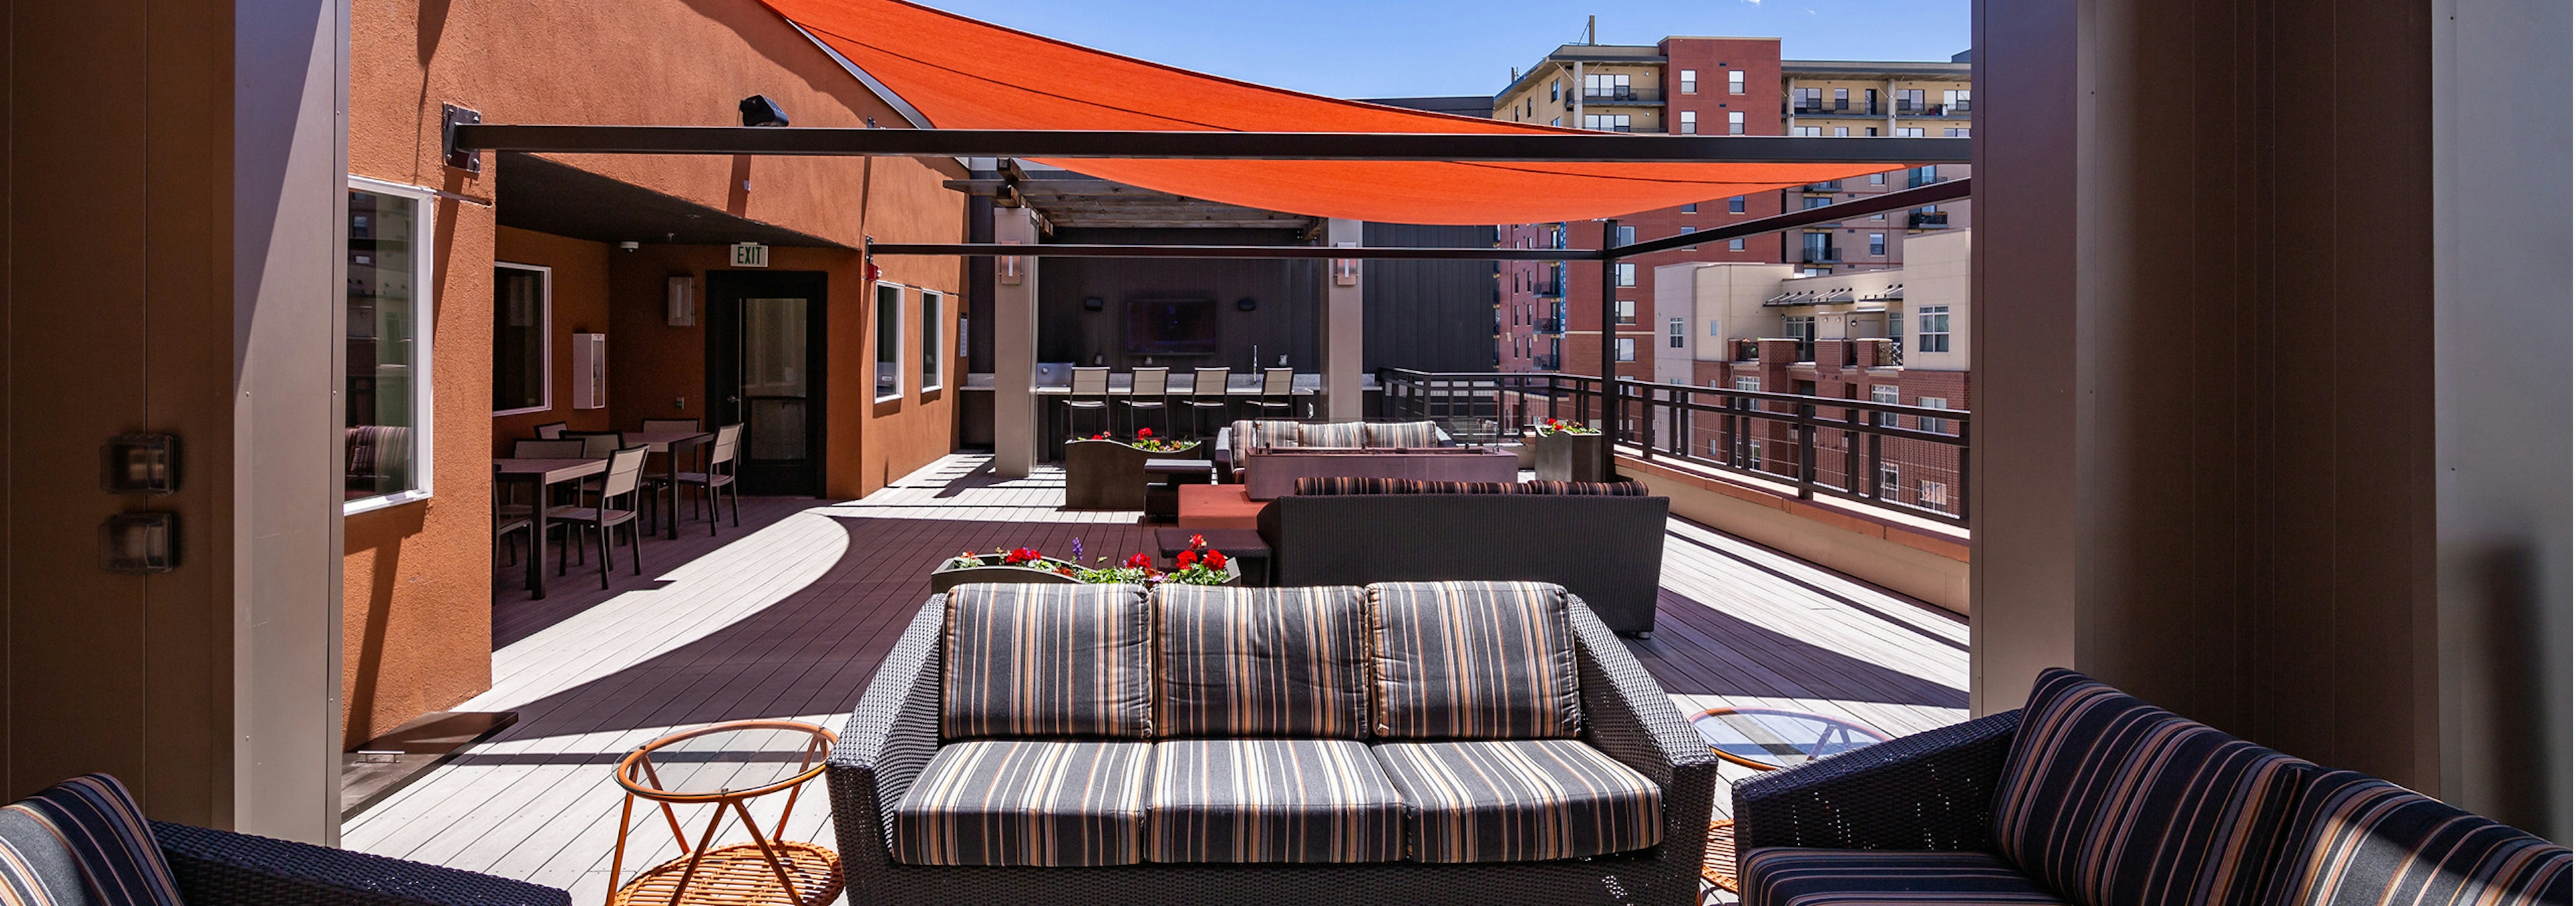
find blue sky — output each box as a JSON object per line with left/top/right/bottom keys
{"left": 914, "top": 0, "right": 1970, "bottom": 99}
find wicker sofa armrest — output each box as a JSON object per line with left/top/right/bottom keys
{"left": 1568, "top": 598, "right": 1718, "bottom": 865}
{"left": 152, "top": 821, "right": 568, "bottom": 906}
{"left": 1730, "top": 708, "right": 2021, "bottom": 852}
{"left": 828, "top": 597, "right": 947, "bottom": 873}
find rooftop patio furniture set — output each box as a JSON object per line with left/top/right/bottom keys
{"left": 494, "top": 419, "right": 741, "bottom": 596}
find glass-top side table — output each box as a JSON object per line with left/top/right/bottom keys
{"left": 606, "top": 719, "right": 842, "bottom": 906}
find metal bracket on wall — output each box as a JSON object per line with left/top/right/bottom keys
{"left": 443, "top": 105, "right": 483, "bottom": 174}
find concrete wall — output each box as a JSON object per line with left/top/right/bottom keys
{"left": 1900, "top": 230, "right": 1970, "bottom": 371}
{"left": 1623, "top": 456, "right": 1969, "bottom": 614}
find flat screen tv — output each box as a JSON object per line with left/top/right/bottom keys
{"left": 1125, "top": 298, "right": 1219, "bottom": 356}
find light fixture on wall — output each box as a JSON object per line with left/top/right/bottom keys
{"left": 1082, "top": 296, "right": 1105, "bottom": 312}
{"left": 100, "top": 511, "right": 176, "bottom": 574}
{"left": 998, "top": 238, "right": 1024, "bottom": 285}
{"left": 739, "top": 95, "right": 790, "bottom": 128}
{"left": 666, "top": 276, "right": 696, "bottom": 326}
{"left": 101, "top": 433, "right": 179, "bottom": 495}
{"left": 1236, "top": 297, "right": 1258, "bottom": 312}
{"left": 1332, "top": 241, "right": 1360, "bottom": 287}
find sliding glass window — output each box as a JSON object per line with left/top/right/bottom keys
{"left": 492, "top": 263, "right": 550, "bottom": 415}
{"left": 345, "top": 177, "right": 436, "bottom": 513}
{"left": 875, "top": 283, "right": 904, "bottom": 401}
{"left": 920, "top": 291, "right": 945, "bottom": 392}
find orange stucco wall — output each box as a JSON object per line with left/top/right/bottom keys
{"left": 347, "top": 0, "right": 965, "bottom": 746}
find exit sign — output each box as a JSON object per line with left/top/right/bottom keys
{"left": 731, "top": 242, "right": 769, "bottom": 268}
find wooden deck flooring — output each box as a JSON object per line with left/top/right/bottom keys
{"left": 345, "top": 453, "right": 1968, "bottom": 903}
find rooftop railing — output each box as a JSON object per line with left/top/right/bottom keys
{"left": 1380, "top": 368, "right": 1970, "bottom": 524}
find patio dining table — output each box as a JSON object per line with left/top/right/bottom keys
{"left": 494, "top": 456, "right": 606, "bottom": 600}
{"left": 623, "top": 429, "right": 714, "bottom": 540}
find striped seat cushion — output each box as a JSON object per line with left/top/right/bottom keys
{"left": 1519, "top": 479, "right": 1650, "bottom": 496}
{"left": 892, "top": 740, "right": 1152, "bottom": 866}
{"left": 1738, "top": 849, "right": 2070, "bottom": 906}
{"left": 1295, "top": 421, "right": 1368, "bottom": 448}
{"left": 1147, "top": 740, "right": 1404, "bottom": 864}
{"left": 3, "top": 774, "right": 184, "bottom": 906}
{"left": 1992, "top": 668, "right": 2309, "bottom": 906}
{"left": 1371, "top": 740, "right": 1660, "bottom": 862}
{"left": 1366, "top": 581, "right": 1580, "bottom": 740}
{"left": 1291, "top": 476, "right": 1424, "bottom": 497}
{"left": 942, "top": 584, "right": 1153, "bottom": 740}
{"left": 2264, "top": 770, "right": 2570, "bottom": 906}
{"left": 1155, "top": 585, "right": 1370, "bottom": 739}
{"left": 1232, "top": 419, "right": 1303, "bottom": 450}
{"left": 1362, "top": 421, "right": 1444, "bottom": 448}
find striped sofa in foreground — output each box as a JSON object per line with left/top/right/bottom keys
{"left": 1732, "top": 668, "right": 2570, "bottom": 906}
{"left": 829, "top": 581, "right": 1717, "bottom": 905}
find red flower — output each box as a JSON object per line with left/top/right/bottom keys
{"left": 1003, "top": 546, "right": 1043, "bottom": 565}
{"left": 1137, "top": 427, "right": 1155, "bottom": 438}
{"left": 1203, "top": 550, "right": 1228, "bottom": 568}
{"left": 1091, "top": 432, "right": 1108, "bottom": 440}
{"left": 1188, "top": 534, "right": 1206, "bottom": 550}
{"left": 1124, "top": 552, "right": 1153, "bottom": 569}
{"left": 1176, "top": 550, "right": 1199, "bottom": 568}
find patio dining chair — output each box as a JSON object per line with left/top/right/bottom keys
{"left": 1065, "top": 366, "right": 1112, "bottom": 438}
{"left": 511, "top": 438, "right": 598, "bottom": 566}
{"left": 668, "top": 423, "right": 742, "bottom": 535}
{"left": 1120, "top": 366, "right": 1170, "bottom": 438}
{"left": 552, "top": 446, "right": 649, "bottom": 589}
{"left": 1185, "top": 366, "right": 1234, "bottom": 440}
{"left": 641, "top": 418, "right": 702, "bottom": 433}
{"left": 533, "top": 421, "right": 570, "bottom": 439}
{"left": 1251, "top": 366, "right": 1297, "bottom": 421}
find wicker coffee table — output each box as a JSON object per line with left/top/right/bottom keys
{"left": 606, "top": 720, "right": 841, "bottom": 906}
{"left": 1691, "top": 707, "right": 1892, "bottom": 896}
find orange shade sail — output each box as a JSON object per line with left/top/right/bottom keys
{"left": 757, "top": 0, "right": 1892, "bottom": 225}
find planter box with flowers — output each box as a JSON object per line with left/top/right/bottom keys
{"left": 931, "top": 539, "right": 1241, "bottom": 594}
{"left": 1531, "top": 417, "right": 1612, "bottom": 483}
{"left": 1063, "top": 428, "right": 1201, "bottom": 510}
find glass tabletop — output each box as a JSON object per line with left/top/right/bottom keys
{"left": 616, "top": 720, "right": 836, "bottom": 802}
{"left": 1690, "top": 707, "right": 1891, "bottom": 771}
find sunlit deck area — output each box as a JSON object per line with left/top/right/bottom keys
{"left": 345, "top": 454, "right": 1969, "bottom": 903}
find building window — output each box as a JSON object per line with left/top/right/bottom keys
{"left": 1879, "top": 461, "right": 1900, "bottom": 497}
{"left": 1870, "top": 172, "right": 1886, "bottom": 185}
{"left": 1920, "top": 480, "right": 1950, "bottom": 509}
{"left": 1896, "top": 127, "right": 1925, "bottom": 138}
{"left": 1865, "top": 89, "right": 1880, "bottom": 113}
{"left": 1833, "top": 87, "right": 1851, "bottom": 111}
{"left": 1668, "top": 317, "right": 1686, "bottom": 349}
{"left": 1792, "top": 125, "right": 1824, "bottom": 137}
{"left": 1678, "top": 111, "right": 1698, "bottom": 134}
{"left": 1617, "top": 225, "right": 1638, "bottom": 246}
{"left": 1551, "top": 117, "right": 1561, "bottom": 128}
{"left": 1917, "top": 305, "right": 1951, "bottom": 353}
{"left": 1709, "top": 321, "right": 1722, "bottom": 336}
{"left": 1584, "top": 72, "right": 1633, "bottom": 99}
{"left": 1682, "top": 201, "right": 1699, "bottom": 213}
{"left": 1896, "top": 88, "right": 1926, "bottom": 113}
{"left": 1727, "top": 238, "right": 1746, "bottom": 251}
{"left": 1680, "top": 225, "right": 1697, "bottom": 248}
{"left": 1792, "top": 87, "right": 1824, "bottom": 112}
{"left": 1711, "top": 438, "right": 1723, "bottom": 458}
{"left": 1868, "top": 233, "right": 1886, "bottom": 256}
{"left": 1865, "top": 127, "right": 1880, "bottom": 136}
{"left": 1679, "top": 69, "right": 1698, "bottom": 93}
{"left": 1918, "top": 397, "right": 1950, "bottom": 434}
{"left": 1945, "top": 128, "right": 1972, "bottom": 138}
{"left": 492, "top": 262, "right": 550, "bottom": 416}
{"left": 1727, "top": 111, "right": 1746, "bottom": 134}
{"left": 1943, "top": 88, "right": 1972, "bottom": 112}
{"left": 1747, "top": 440, "right": 1764, "bottom": 471}
{"left": 920, "top": 290, "right": 946, "bottom": 392}
{"left": 1728, "top": 70, "right": 1746, "bottom": 94}
{"left": 1615, "top": 338, "right": 1636, "bottom": 362}
{"left": 1871, "top": 384, "right": 1898, "bottom": 427}
{"left": 1804, "top": 195, "right": 1833, "bottom": 209}
{"left": 1582, "top": 113, "right": 1633, "bottom": 132}
{"left": 875, "top": 283, "right": 904, "bottom": 401}
{"left": 1616, "top": 263, "right": 1638, "bottom": 288}
{"left": 1834, "top": 126, "right": 1849, "bottom": 137}
{"left": 345, "top": 178, "right": 435, "bottom": 513}
{"left": 1551, "top": 80, "right": 1561, "bottom": 102}
{"left": 1728, "top": 195, "right": 1747, "bottom": 213}
{"left": 1615, "top": 298, "right": 1637, "bottom": 323}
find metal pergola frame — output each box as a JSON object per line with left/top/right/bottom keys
{"left": 450, "top": 122, "right": 1974, "bottom": 474}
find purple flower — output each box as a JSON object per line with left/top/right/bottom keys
{"left": 1070, "top": 537, "right": 1083, "bottom": 563}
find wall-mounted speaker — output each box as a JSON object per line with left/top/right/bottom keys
{"left": 1236, "top": 297, "right": 1258, "bottom": 311}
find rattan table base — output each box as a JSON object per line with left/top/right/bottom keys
{"left": 1703, "top": 819, "right": 1739, "bottom": 894}
{"left": 610, "top": 841, "right": 841, "bottom": 906}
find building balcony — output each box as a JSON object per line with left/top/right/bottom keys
{"left": 1791, "top": 103, "right": 1880, "bottom": 116}
{"left": 1536, "top": 317, "right": 1564, "bottom": 334}
{"left": 1531, "top": 353, "right": 1559, "bottom": 370}
{"left": 1909, "top": 211, "right": 1951, "bottom": 229}
{"left": 1802, "top": 247, "right": 1844, "bottom": 264}
{"left": 1582, "top": 87, "right": 1660, "bottom": 103}
{"left": 1534, "top": 280, "right": 1565, "bottom": 297}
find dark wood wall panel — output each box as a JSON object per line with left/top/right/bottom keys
{"left": 1362, "top": 223, "right": 1498, "bottom": 374}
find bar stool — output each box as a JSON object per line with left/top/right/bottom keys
{"left": 1251, "top": 367, "right": 1298, "bottom": 421}
{"left": 1122, "top": 366, "right": 1171, "bottom": 438}
{"left": 1065, "top": 366, "right": 1113, "bottom": 438}
{"left": 1185, "top": 367, "right": 1233, "bottom": 440}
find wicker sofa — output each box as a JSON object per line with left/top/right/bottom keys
{"left": 828, "top": 581, "right": 1716, "bottom": 905}
{"left": 1257, "top": 478, "right": 1670, "bottom": 636}
{"left": 1212, "top": 419, "right": 1453, "bottom": 485}
{"left": 0, "top": 774, "right": 568, "bottom": 906}
{"left": 1729, "top": 667, "right": 2571, "bottom": 906}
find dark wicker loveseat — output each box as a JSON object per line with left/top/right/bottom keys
{"left": 1729, "top": 667, "right": 2571, "bottom": 906}
{"left": 1257, "top": 479, "right": 1670, "bottom": 636}
{"left": 0, "top": 774, "right": 568, "bottom": 906}
{"left": 828, "top": 581, "right": 1717, "bottom": 905}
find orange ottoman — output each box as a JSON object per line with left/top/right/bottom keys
{"left": 1178, "top": 484, "right": 1266, "bottom": 530}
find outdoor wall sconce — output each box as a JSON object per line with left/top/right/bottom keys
{"left": 1332, "top": 242, "right": 1360, "bottom": 287}
{"left": 100, "top": 511, "right": 176, "bottom": 574}
{"left": 739, "top": 95, "right": 790, "bottom": 128}
{"left": 998, "top": 240, "right": 1024, "bottom": 285}
{"left": 1082, "top": 296, "right": 1106, "bottom": 312}
{"left": 1236, "top": 297, "right": 1258, "bottom": 311}
{"left": 100, "top": 433, "right": 178, "bottom": 495}
{"left": 665, "top": 276, "right": 696, "bottom": 326}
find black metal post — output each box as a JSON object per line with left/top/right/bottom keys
{"left": 1599, "top": 219, "right": 1621, "bottom": 479}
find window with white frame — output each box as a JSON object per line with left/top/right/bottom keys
{"left": 1834, "top": 126, "right": 1850, "bottom": 137}
{"left": 1880, "top": 461, "right": 1900, "bottom": 498}
{"left": 920, "top": 290, "right": 945, "bottom": 391}
{"left": 1870, "top": 172, "right": 1886, "bottom": 185}
{"left": 1792, "top": 125, "right": 1824, "bottom": 137}
{"left": 1917, "top": 305, "right": 1951, "bottom": 353}
{"left": 1552, "top": 80, "right": 1561, "bottom": 101}
{"left": 1680, "top": 225, "right": 1697, "bottom": 248}
{"left": 1668, "top": 317, "right": 1686, "bottom": 349}
{"left": 1582, "top": 113, "right": 1633, "bottom": 132}
{"left": 1895, "top": 127, "right": 1926, "bottom": 137}
{"left": 1918, "top": 397, "right": 1950, "bottom": 434}
{"left": 1919, "top": 480, "right": 1950, "bottom": 509}
{"left": 345, "top": 177, "right": 435, "bottom": 513}
{"left": 1728, "top": 238, "right": 1746, "bottom": 251}
{"left": 492, "top": 262, "right": 550, "bottom": 416}
{"left": 1872, "top": 384, "right": 1898, "bottom": 427}
{"left": 1727, "top": 70, "right": 1746, "bottom": 94}
{"left": 1678, "top": 111, "right": 1698, "bottom": 134}
{"left": 1584, "top": 72, "right": 1633, "bottom": 99}
{"left": 1747, "top": 439, "right": 1764, "bottom": 471}
{"left": 1679, "top": 69, "right": 1698, "bottom": 93}
{"left": 1735, "top": 376, "right": 1762, "bottom": 393}
{"left": 875, "top": 283, "right": 904, "bottom": 400}
{"left": 1615, "top": 298, "right": 1636, "bottom": 323}
{"left": 1943, "top": 88, "right": 1972, "bottom": 111}
{"left": 1616, "top": 263, "right": 1638, "bottom": 288}
{"left": 1681, "top": 201, "right": 1699, "bottom": 213}
{"left": 1615, "top": 338, "right": 1636, "bottom": 362}
{"left": 1729, "top": 195, "right": 1747, "bottom": 213}
{"left": 1727, "top": 111, "right": 1746, "bottom": 134}
{"left": 1616, "top": 225, "right": 1638, "bottom": 246}
{"left": 1869, "top": 233, "right": 1886, "bottom": 256}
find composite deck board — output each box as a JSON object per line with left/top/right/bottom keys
{"left": 348, "top": 453, "right": 1968, "bottom": 903}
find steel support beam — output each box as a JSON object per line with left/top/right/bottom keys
{"left": 1600, "top": 219, "right": 1621, "bottom": 479}
{"left": 450, "top": 124, "right": 1970, "bottom": 164}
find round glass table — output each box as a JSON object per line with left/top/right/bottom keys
{"left": 1692, "top": 707, "right": 1892, "bottom": 897}
{"left": 606, "top": 719, "right": 842, "bottom": 906}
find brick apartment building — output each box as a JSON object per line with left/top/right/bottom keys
{"left": 1653, "top": 230, "right": 1971, "bottom": 516}
{"left": 1490, "top": 38, "right": 1972, "bottom": 379}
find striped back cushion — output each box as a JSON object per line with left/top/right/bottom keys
{"left": 2265, "top": 770, "right": 2569, "bottom": 906}
{"left": 1296, "top": 421, "right": 1368, "bottom": 448}
{"left": 943, "top": 585, "right": 1155, "bottom": 740}
{"left": 1362, "top": 421, "right": 1443, "bottom": 448}
{"left": 1232, "top": 419, "right": 1302, "bottom": 450}
{"left": 1156, "top": 585, "right": 1371, "bottom": 738}
{"left": 1992, "top": 668, "right": 2309, "bottom": 906}
{"left": 1365, "top": 581, "right": 1581, "bottom": 740}
{"left": 1291, "top": 477, "right": 1424, "bottom": 497}
{"left": 7, "top": 775, "right": 182, "bottom": 906}
{"left": 1418, "top": 481, "right": 1523, "bottom": 495}
{"left": 1521, "top": 480, "right": 1650, "bottom": 496}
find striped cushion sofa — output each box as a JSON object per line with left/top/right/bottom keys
{"left": 1731, "top": 667, "right": 2570, "bottom": 906}
{"left": 829, "top": 580, "right": 1717, "bottom": 905}
{"left": 1213, "top": 419, "right": 1454, "bottom": 483}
